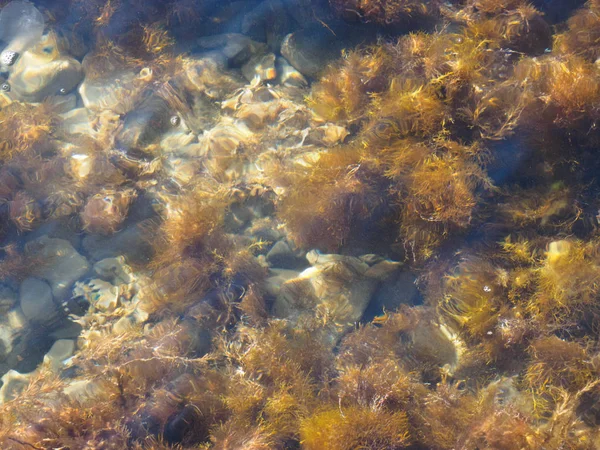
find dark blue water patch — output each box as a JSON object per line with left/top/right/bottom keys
{"left": 487, "top": 137, "right": 536, "bottom": 188}
{"left": 532, "top": 0, "right": 587, "bottom": 24}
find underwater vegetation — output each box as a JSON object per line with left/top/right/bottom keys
{"left": 2, "top": 0, "right": 600, "bottom": 449}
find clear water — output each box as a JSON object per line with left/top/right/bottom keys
{"left": 0, "top": 0, "right": 599, "bottom": 448}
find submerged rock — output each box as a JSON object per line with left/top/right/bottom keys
{"left": 19, "top": 277, "right": 56, "bottom": 323}
{"left": 266, "top": 240, "right": 306, "bottom": 270}
{"left": 279, "top": 24, "right": 345, "bottom": 79}
{"left": 93, "top": 256, "right": 135, "bottom": 285}
{"left": 273, "top": 251, "right": 400, "bottom": 339}
{"left": 0, "top": 308, "right": 28, "bottom": 362}
{"left": 265, "top": 268, "right": 301, "bottom": 297}
{"left": 196, "top": 33, "right": 267, "bottom": 67}
{"left": 63, "top": 379, "right": 103, "bottom": 403}
{"left": 81, "top": 189, "right": 137, "bottom": 235}
{"left": 0, "top": 369, "right": 31, "bottom": 403}
{"left": 82, "top": 219, "right": 155, "bottom": 265}
{"left": 43, "top": 338, "right": 75, "bottom": 372}
{"left": 411, "top": 321, "right": 462, "bottom": 374}
{"left": 242, "top": 0, "right": 294, "bottom": 50}
{"left": 78, "top": 61, "right": 156, "bottom": 115}
{"left": 25, "top": 236, "right": 90, "bottom": 301}
{"left": 116, "top": 95, "right": 176, "bottom": 151}
{"left": 241, "top": 52, "right": 277, "bottom": 83}
{"left": 79, "top": 69, "right": 139, "bottom": 114}
{"left": 9, "top": 32, "right": 83, "bottom": 102}
{"left": 0, "top": 1, "right": 44, "bottom": 66}
{"left": 59, "top": 107, "right": 95, "bottom": 135}
{"left": 371, "top": 271, "right": 422, "bottom": 312}
{"left": 276, "top": 56, "right": 307, "bottom": 87}
{"left": 0, "top": 284, "right": 17, "bottom": 314}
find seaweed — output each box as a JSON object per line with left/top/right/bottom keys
{"left": 554, "top": 0, "right": 600, "bottom": 61}
{"left": 0, "top": 101, "right": 60, "bottom": 161}
{"left": 525, "top": 336, "right": 595, "bottom": 394}
{"left": 4, "top": 1, "right": 600, "bottom": 448}
{"left": 308, "top": 46, "right": 391, "bottom": 123}
{"left": 81, "top": 188, "right": 137, "bottom": 234}
{"left": 529, "top": 238, "right": 600, "bottom": 327}
{"left": 299, "top": 405, "right": 411, "bottom": 450}
{"left": 514, "top": 55, "right": 600, "bottom": 129}
{"left": 330, "top": 0, "right": 439, "bottom": 25}
{"left": 7, "top": 190, "right": 41, "bottom": 232}
{"left": 438, "top": 256, "right": 508, "bottom": 341}
{"left": 275, "top": 146, "right": 386, "bottom": 251}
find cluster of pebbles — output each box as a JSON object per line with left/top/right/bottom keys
{"left": 0, "top": 0, "right": 414, "bottom": 404}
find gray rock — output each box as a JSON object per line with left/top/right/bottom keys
{"left": 244, "top": 217, "right": 284, "bottom": 243}
{"left": 411, "top": 319, "right": 461, "bottom": 373}
{"left": 160, "top": 127, "right": 197, "bottom": 155}
{"left": 197, "top": 1, "right": 261, "bottom": 38}
{"left": 196, "top": 33, "right": 267, "bottom": 67}
{"left": 73, "top": 279, "right": 119, "bottom": 312}
{"left": 179, "top": 56, "right": 245, "bottom": 102}
{"left": 25, "top": 236, "right": 90, "bottom": 301}
{"left": 49, "top": 320, "right": 83, "bottom": 340}
{"left": 265, "top": 268, "right": 300, "bottom": 297}
{"left": 63, "top": 379, "right": 102, "bottom": 403}
{"left": 280, "top": 26, "right": 339, "bottom": 79}
{"left": 283, "top": 0, "right": 331, "bottom": 27}
{"left": 59, "top": 107, "right": 94, "bottom": 135}
{"left": 19, "top": 277, "right": 56, "bottom": 323}
{"left": 242, "top": 0, "right": 294, "bottom": 51}
{"left": 82, "top": 220, "right": 154, "bottom": 265}
{"left": 0, "top": 308, "right": 28, "bottom": 362}
{"left": 116, "top": 95, "right": 176, "bottom": 151}
{"left": 25, "top": 220, "right": 82, "bottom": 250}
{"left": 266, "top": 240, "right": 306, "bottom": 269}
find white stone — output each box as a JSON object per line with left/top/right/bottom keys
{"left": 43, "top": 339, "right": 75, "bottom": 371}
{"left": 0, "top": 369, "right": 31, "bottom": 403}
{"left": 0, "top": 50, "right": 18, "bottom": 66}
{"left": 73, "top": 279, "right": 119, "bottom": 312}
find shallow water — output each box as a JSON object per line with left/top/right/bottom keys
{"left": 0, "top": 0, "right": 600, "bottom": 448}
